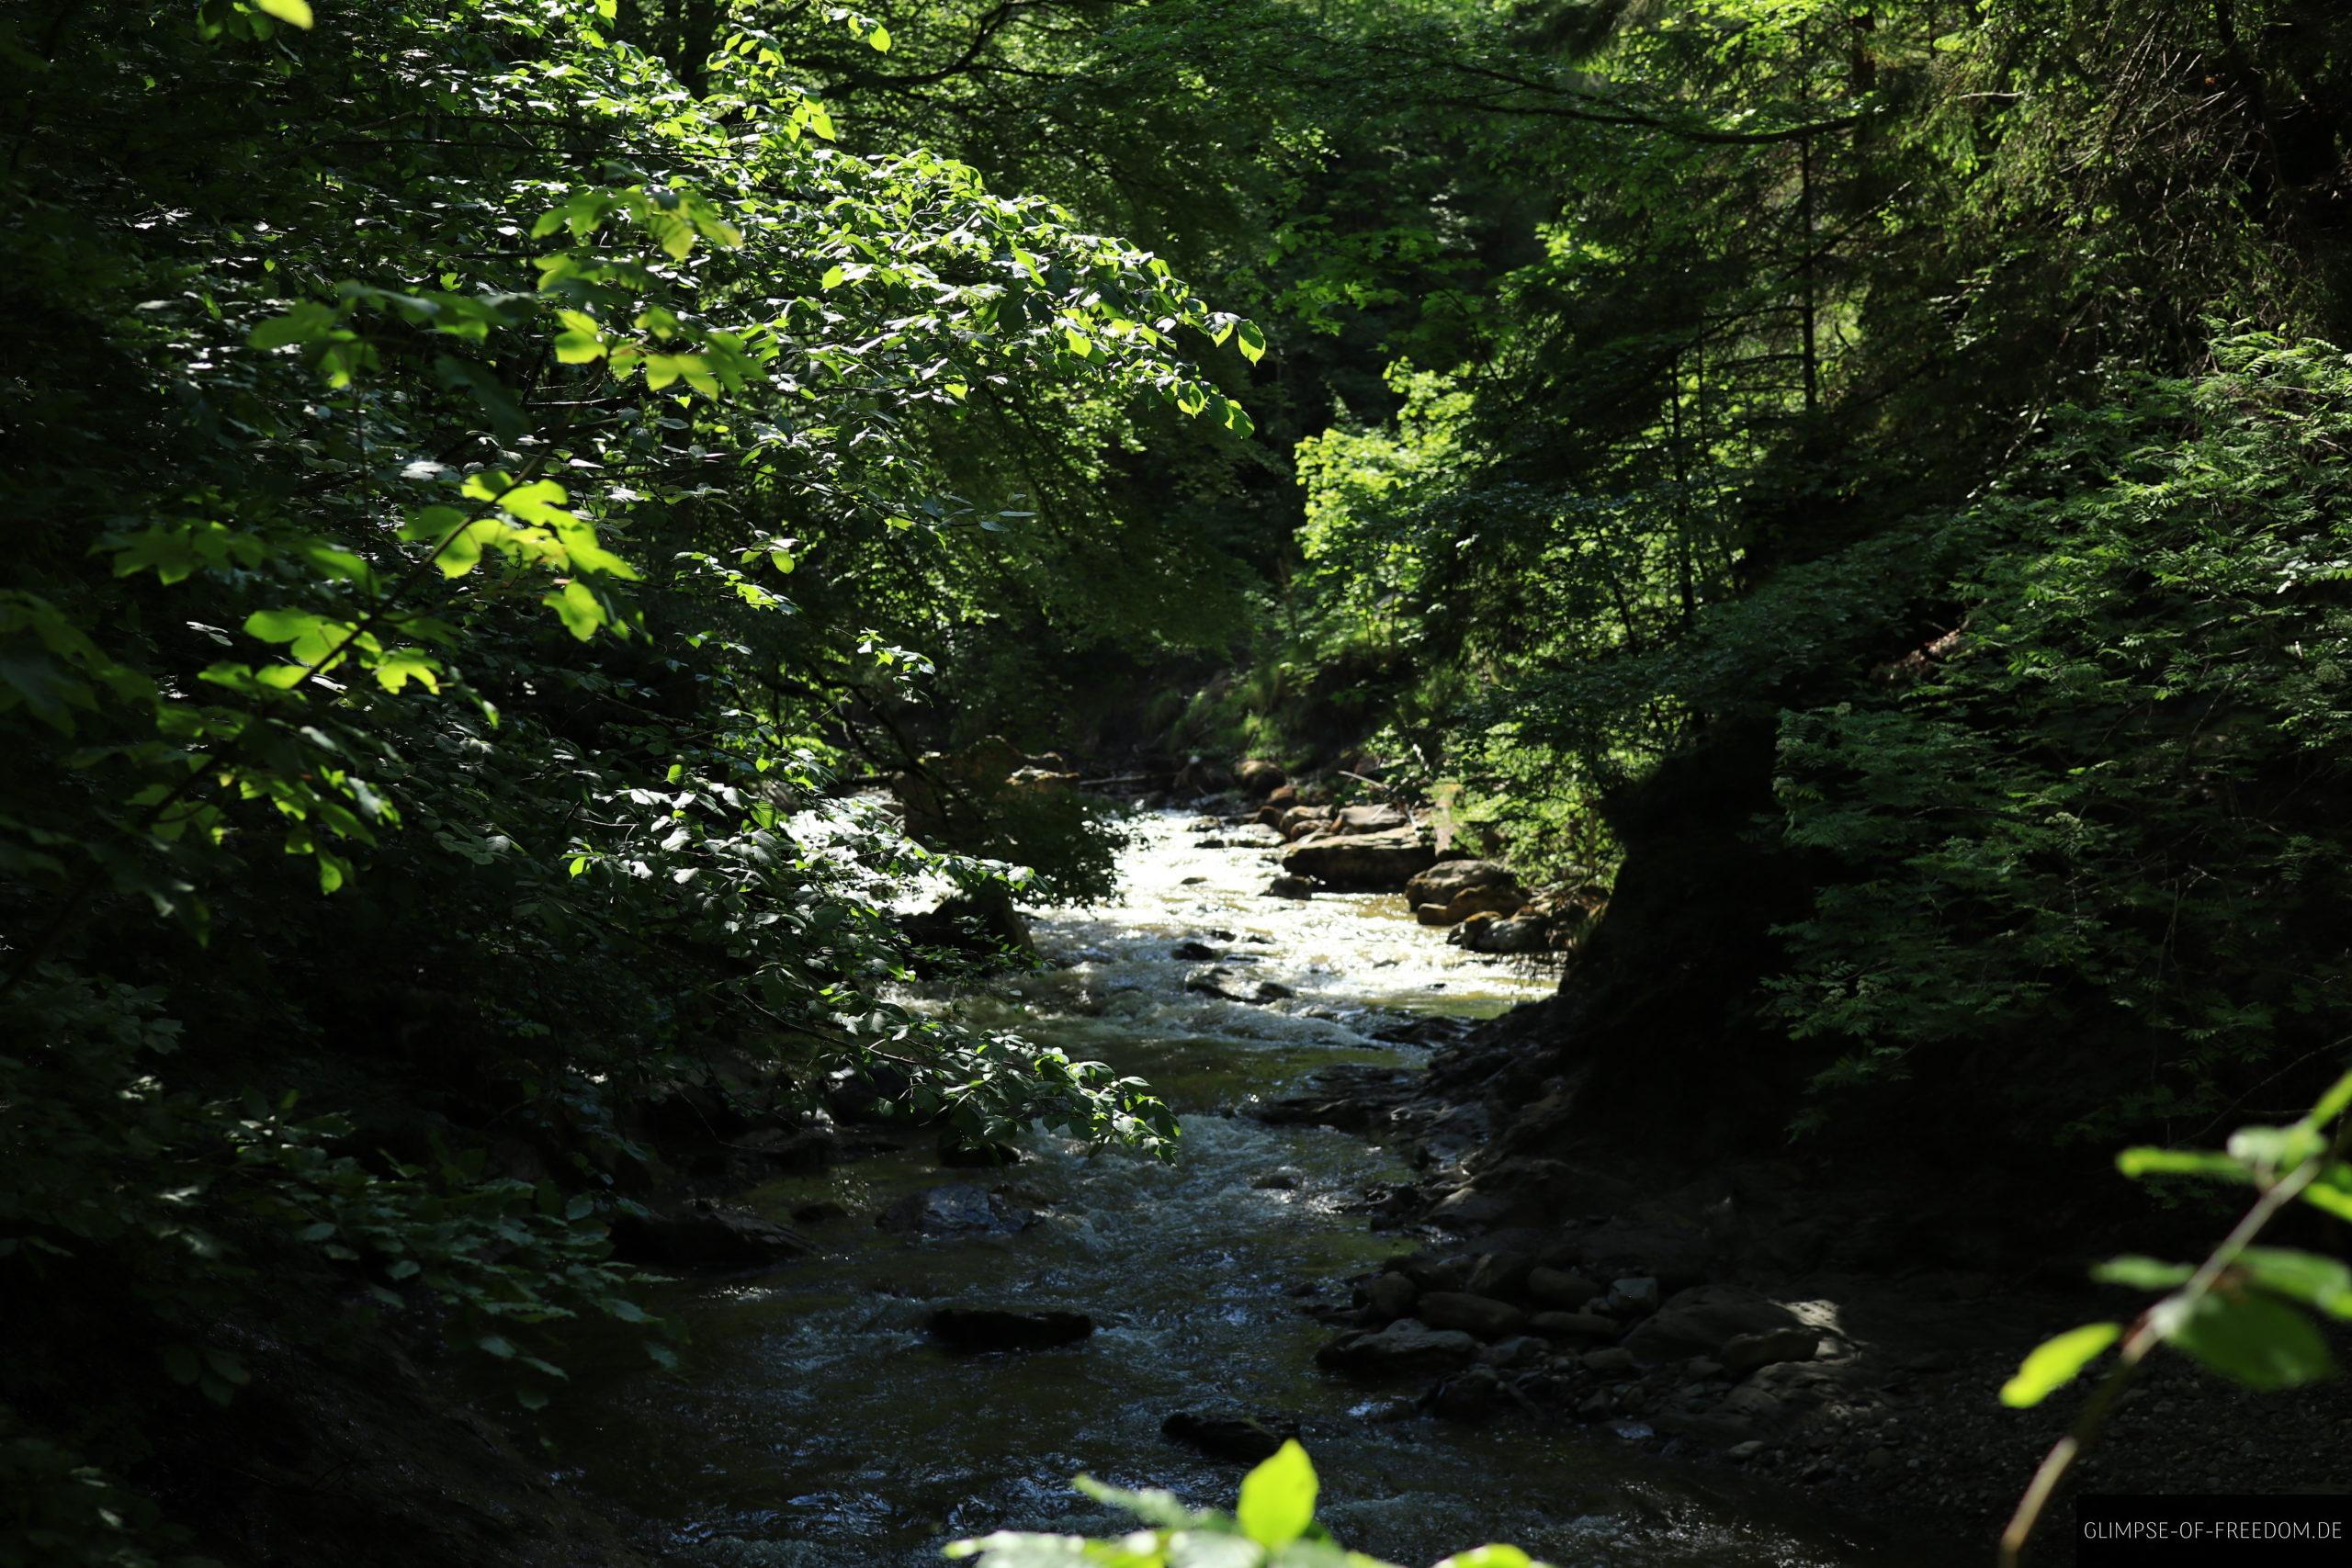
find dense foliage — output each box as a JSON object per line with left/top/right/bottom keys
{"left": 1195, "top": 0, "right": 2352, "bottom": 1151}
{"left": 1, "top": 2, "right": 1267, "bottom": 1557}
{"left": 6, "top": 0, "right": 2352, "bottom": 1562}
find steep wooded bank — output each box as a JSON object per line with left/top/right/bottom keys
{"left": 5, "top": 2, "right": 2352, "bottom": 1564}
{"left": 1191, "top": 0, "right": 2352, "bottom": 1177}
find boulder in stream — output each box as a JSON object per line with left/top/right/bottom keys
{"left": 876, "top": 1182, "right": 1037, "bottom": 1236}
{"left": 731, "top": 1123, "right": 837, "bottom": 1174}
{"left": 901, "top": 888, "right": 1035, "bottom": 966}
{"left": 927, "top": 1307, "right": 1093, "bottom": 1352}
{"left": 1161, "top": 1408, "right": 1298, "bottom": 1464}
{"left": 1280, "top": 827, "right": 1437, "bottom": 890}
{"left": 1236, "top": 759, "right": 1287, "bottom": 796}
{"left": 1415, "top": 1291, "right": 1528, "bottom": 1339}
{"left": 1315, "top": 1317, "right": 1480, "bottom": 1377}
{"left": 1620, "top": 1285, "right": 1804, "bottom": 1363}
{"left": 1719, "top": 1326, "right": 1823, "bottom": 1378}
{"left": 1415, "top": 886, "right": 1528, "bottom": 927}
{"left": 1358, "top": 1271, "right": 1419, "bottom": 1325}
{"left": 1278, "top": 805, "right": 1331, "bottom": 840}
{"left": 1433, "top": 1364, "right": 1502, "bottom": 1424}
{"left": 1529, "top": 1310, "right": 1620, "bottom": 1343}
{"left": 1265, "top": 874, "right": 1318, "bottom": 899}
{"left": 1449, "top": 912, "right": 1549, "bottom": 953}
{"left": 1527, "top": 1266, "right": 1602, "bottom": 1311}
{"left": 1183, "top": 964, "right": 1293, "bottom": 1004}
{"left": 611, "top": 1201, "right": 811, "bottom": 1269}
{"left": 1403, "top": 859, "right": 1516, "bottom": 908}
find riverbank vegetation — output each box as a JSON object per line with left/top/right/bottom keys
{"left": 5, "top": 1, "right": 2351, "bottom": 1563}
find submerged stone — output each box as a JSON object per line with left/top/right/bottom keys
{"left": 927, "top": 1307, "right": 1093, "bottom": 1352}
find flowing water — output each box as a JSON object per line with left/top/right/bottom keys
{"left": 560, "top": 810, "right": 1915, "bottom": 1567}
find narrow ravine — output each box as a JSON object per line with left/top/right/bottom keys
{"left": 556, "top": 811, "right": 1907, "bottom": 1566}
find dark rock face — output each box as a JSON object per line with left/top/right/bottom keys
{"left": 1417, "top": 886, "right": 1528, "bottom": 927}
{"left": 1621, "top": 1285, "right": 1804, "bottom": 1363}
{"left": 1449, "top": 912, "right": 1549, "bottom": 953}
{"left": 935, "top": 1134, "right": 1023, "bottom": 1168}
{"left": 1527, "top": 1266, "right": 1601, "bottom": 1310}
{"left": 1528, "top": 1310, "right": 1620, "bottom": 1342}
{"left": 611, "top": 1201, "right": 810, "bottom": 1269}
{"left": 1415, "top": 1291, "right": 1528, "bottom": 1339}
{"left": 1433, "top": 1364, "right": 1501, "bottom": 1423}
{"left": 900, "top": 888, "right": 1035, "bottom": 964}
{"left": 1315, "top": 1318, "right": 1481, "bottom": 1377}
{"left": 1278, "top": 806, "right": 1330, "bottom": 840}
{"left": 1171, "top": 939, "right": 1222, "bottom": 960}
{"left": 876, "top": 1183, "right": 1037, "bottom": 1236}
{"left": 927, "top": 1307, "right": 1093, "bottom": 1351}
{"left": 1236, "top": 759, "right": 1287, "bottom": 796}
{"left": 1161, "top": 1408, "right": 1297, "bottom": 1463}
{"left": 1266, "top": 874, "right": 1318, "bottom": 899}
{"left": 1280, "top": 827, "right": 1437, "bottom": 890}
{"left": 1720, "top": 1326, "right": 1822, "bottom": 1377}
{"left": 1359, "top": 1271, "right": 1419, "bottom": 1325}
{"left": 1403, "top": 859, "right": 1516, "bottom": 908}
{"left": 731, "top": 1124, "right": 837, "bottom": 1173}
{"left": 1183, "top": 965, "right": 1295, "bottom": 1004}
{"left": 1246, "top": 1066, "right": 1418, "bottom": 1134}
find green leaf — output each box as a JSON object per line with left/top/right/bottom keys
{"left": 373, "top": 649, "right": 443, "bottom": 694}
{"left": 479, "top": 1334, "right": 516, "bottom": 1359}
{"left": 2236, "top": 1248, "right": 2352, "bottom": 1318}
{"left": 2091, "top": 1256, "right": 2194, "bottom": 1291}
{"left": 553, "top": 328, "right": 604, "bottom": 365}
{"left": 1998, "top": 1321, "right": 2120, "bottom": 1407}
{"left": 243, "top": 608, "right": 324, "bottom": 645}
{"left": 1438, "top": 1550, "right": 1548, "bottom": 1568}
{"left": 867, "top": 24, "right": 891, "bottom": 51}
{"left": 249, "top": 301, "right": 336, "bottom": 349}
{"left": 1234, "top": 1440, "right": 1317, "bottom": 1550}
{"left": 545, "top": 581, "right": 607, "bottom": 640}
{"left": 256, "top": 0, "right": 315, "bottom": 28}
{"left": 2226, "top": 1123, "right": 2325, "bottom": 1172}
{"left": 1235, "top": 321, "right": 1266, "bottom": 365}
{"left": 1072, "top": 1477, "right": 1210, "bottom": 1530}
{"left": 2302, "top": 1167, "right": 2352, "bottom": 1224}
{"left": 2115, "top": 1147, "right": 2251, "bottom": 1182}
{"left": 2303, "top": 1069, "right": 2352, "bottom": 1131}
{"left": 2153, "top": 1291, "right": 2336, "bottom": 1391}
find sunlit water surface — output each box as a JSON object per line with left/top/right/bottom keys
{"left": 558, "top": 811, "right": 1917, "bottom": 1567}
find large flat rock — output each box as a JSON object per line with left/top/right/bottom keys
{"left": 1280, "top": 827, "right": 1437, "bottom": 890}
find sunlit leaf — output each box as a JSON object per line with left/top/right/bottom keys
{"left": 1234, "top": 1440, "right": 1317, "bottom": 1550}
{"left": 1999, "top": 1322, "right": 2120, "bottom": 1407}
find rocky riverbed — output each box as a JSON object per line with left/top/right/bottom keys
{"left": 548, "top": 806, "right": 1947, "bottom": 1567}
{"left": 1231, "top": 824, "right": 2352, "bottom": 1564}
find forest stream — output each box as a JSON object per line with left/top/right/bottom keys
{"left": 553, "top": 811, "right": 1925, "bottom": 1568}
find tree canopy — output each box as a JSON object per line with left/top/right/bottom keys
{"left": 7, "top": 0, "right": 2352, "bottom": 1562}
